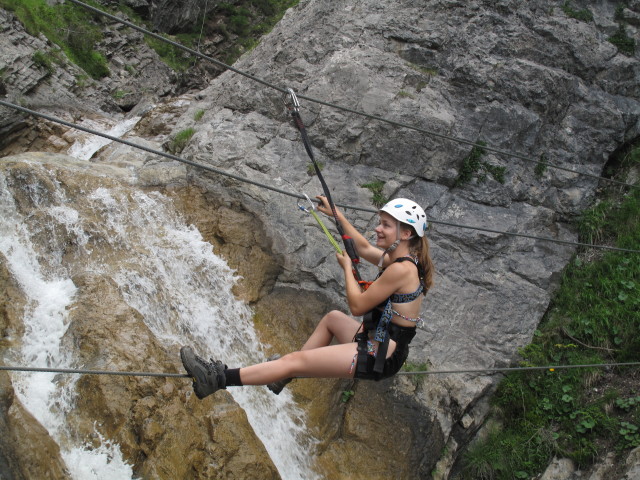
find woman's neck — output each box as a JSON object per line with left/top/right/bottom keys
{"left": 387, "top": 243, "right": 411, "bottom": 262}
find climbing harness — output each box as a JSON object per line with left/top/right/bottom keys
{"left": 284, "top": 88, "right": 364, "bottom": 284}
{"left": 356, "top": 256, "right": 425, "bottom": 376}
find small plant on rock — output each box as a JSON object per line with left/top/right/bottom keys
{"left": 168, "top": 127, "right": 196, "bottom": 153}
{"left": 360, "top": 180, "right": 387, "bottom": 208}
{"left": 455, "top": 141, "right": 507, "bottom": 186}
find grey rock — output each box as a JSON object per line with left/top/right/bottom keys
{"left": 1, "top": 0, "right": 639, "bottom": 476}
{"left": 166, "top": 0, "right": 638, "bottom": 471}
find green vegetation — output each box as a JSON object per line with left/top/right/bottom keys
{"left": 307, "top": 161, "right": 324, "bottom": 176}
{"left": 341, "top": 389, "right": 355, "bottom": 403}
{"left": 409, "top": 63, "right": 438, "bottom": 77}
{"left": 1, "top": 0, "right": 110, "bottom": 79}
{"left": 400, "top": 361, "right": 429, "bottom": 386}
{"left": 112, "top": 89, "right": 130, "bottom": 100}
{"left": 141, "top": 0, "right": 299, "bottom": 70}
{"left": 361, "top": 180, "right": 388, "bottom": 208}
{"left": 459, "top": 142, "right": 640, "bottom": 479}
{"left": 561, "top": 1, "right": 594, "bottom": 22}
{"left": 168, "top": 127, "right": 196, "bottom": 153}
{"left": 1, "top": 0, "right": 298, "bottom": 79}
{"left": 455, "top": 141, "right": 506, "bottom": 186}
{"left": 607, "top": 3, "right": 636, "bottom": 55}
{"left": 194, "top": 109, "right": 205, "bottom": 121}
{"left": 397, "top": 90, "right": 415, "bottom": 99}
{"left": 211, "top": 0, "right": 299, "bottom": 64}
{"left": 535, "top": 154, "right": 549, "bottom": 179}
{"left": 75, "top": 73, "right": 90, "bottom": 89}
{"left": 608, "top": 24, "right": 636, "bottom": 55}
{"left": 146, "top": 34, "right": 195, "bottom": 72}
{"left": 32, "top": 50, "right": 54, "bottom": 75}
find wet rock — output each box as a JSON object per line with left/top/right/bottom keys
{"left": 0, "top": 372, "right": 70, "bottom": 480}
{"left": 0, "top": 154, "right": 279, "bottom": 480}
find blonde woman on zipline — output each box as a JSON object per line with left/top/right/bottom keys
{"left": 180, "top": 196, "right": 434, "bottom": 398}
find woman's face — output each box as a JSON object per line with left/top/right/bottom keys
{"left": 374, "top": 212, "right": 399, "bottom": 248}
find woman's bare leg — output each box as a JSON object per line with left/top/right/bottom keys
{"left": 240, "top": 342, "right": 359, "bottom": 385}
{"left": 300, "top": 310, "right": 361, "bottom": 351}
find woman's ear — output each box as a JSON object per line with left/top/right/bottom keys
{"left": 401, "top": 225, "right": 414, "bottom": 240}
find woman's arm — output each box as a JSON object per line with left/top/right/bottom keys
{"left": 316, "top": 196, "right": 383, "bottom": 265}
{"left": 337, "top": 252, "right": 408, "bottom": 315}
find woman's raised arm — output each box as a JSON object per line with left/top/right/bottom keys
{"left": 315, "top": 196, "right": 382, "bottom": 265}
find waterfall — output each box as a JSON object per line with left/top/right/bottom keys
{"left": 0, "top": 172, "right": 136, "bottom": 478}
{"left": 93, "top": 186, "right": 319, "bottom": 479}
{"left": 66, "top": 116, "right": 141, "bottom": 161}
{"left": 0, "top": 162, "right": 319, "bottom": 479}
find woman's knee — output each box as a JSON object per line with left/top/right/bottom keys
{"left": 322, "top": 309, "right": 348, "bottom": 326}
{"left": 280, "top": 351, "right": 311, "bottom": 376}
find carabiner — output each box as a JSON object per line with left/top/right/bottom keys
{"left": 283, "top": 87, "right": 300, "bottom": 112}
{"left": 297, "top": 193, "right": 315, "bottom": 214}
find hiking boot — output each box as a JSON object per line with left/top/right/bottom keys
{"left": 180, "top": 346, "right": 226, "bottom": 399}
{"left": 266, "top": 354, "right": 292, "bottom": 395}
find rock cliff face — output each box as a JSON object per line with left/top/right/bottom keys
{"left": 169, "top": 1, "right": 638, "bottom": 471}
{"left": 0, "top": 0, "right": 639, "bottom": 478}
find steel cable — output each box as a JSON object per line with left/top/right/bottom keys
{"left": 2, "top": 99, "right": 639, "bottom": 254}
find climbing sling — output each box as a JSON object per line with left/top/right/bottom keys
{"left": 284, "top": 88, "right": 365, "bottom": 285}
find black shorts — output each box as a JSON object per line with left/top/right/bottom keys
{"left": 354, "top": 343, "right": 410, "bottom": 381}
{"left": 353, "top": 323, "right": 416, "bottom": 381}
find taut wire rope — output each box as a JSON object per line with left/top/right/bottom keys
{"left": 2, "top": 362, "right": 640, "bottom": 378}
{"left": 2, "top": 99, "right": 639, "bottom": 255}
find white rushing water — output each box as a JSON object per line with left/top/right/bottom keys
{"left": 0, "top": 172, "right": 136, "bottom": 479}
{"left": 66, "top": 116, "right": 141, "bottom": 161}
{"left": 96, "top": 187, "right": 319, "bottom": 479}
{"left": 0, "top": 165, "right": 319, "bottom": 479}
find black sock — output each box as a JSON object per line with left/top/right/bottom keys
{"left": 224, "top": 367, "right": 243, "bottom": 386}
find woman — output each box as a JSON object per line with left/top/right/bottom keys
{"left": 180, "top": 197, "right": 434, "bottom": 399}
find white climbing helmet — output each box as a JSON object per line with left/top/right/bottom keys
{"left": 380, "top": 198, "right": 428, "bottom": 237}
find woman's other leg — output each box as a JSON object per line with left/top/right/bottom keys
{"left": 301, "top": 310, "right": 361, "bottom": 350}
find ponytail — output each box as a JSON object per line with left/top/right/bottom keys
{"left": 409, "top": 233, "right": 434, "bottom": 293}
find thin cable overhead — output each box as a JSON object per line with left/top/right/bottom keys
{"left": 64, "top": 0, "right": 637, "bottom": 190}
{"left": 2, "top": 362, "right": 639, "bottom": 377}
{"left": 2, "top": 99, "right": 639, "bottom": 254}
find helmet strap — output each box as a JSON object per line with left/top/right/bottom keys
{"left": 377, "top": 221, "right": 402, "bottom": 269}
